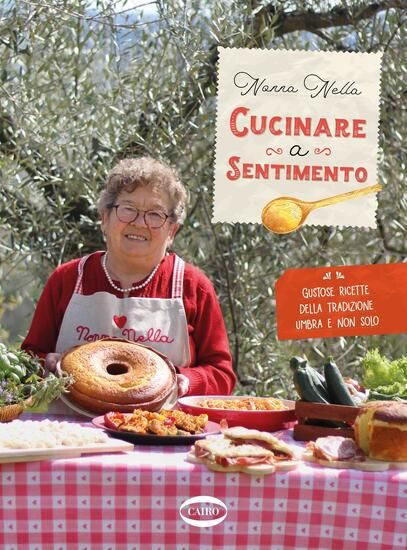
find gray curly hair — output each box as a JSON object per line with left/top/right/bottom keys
{"left": 97, "top": 157, "right": 187, "bottom": 223}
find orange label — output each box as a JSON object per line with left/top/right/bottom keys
{"left": 275, "top": 263, "right": 407, "bottom": 340}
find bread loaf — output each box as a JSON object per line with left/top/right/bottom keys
{"left": 354, "top": 401, "right": 407, "bottom": 461}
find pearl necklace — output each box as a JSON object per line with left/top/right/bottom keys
{"left": 102, "top": 252, "right": 160, "bottom": 293}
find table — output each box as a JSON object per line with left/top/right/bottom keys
{"left": 0, "top": 414, "right": 406, "bottom": 550}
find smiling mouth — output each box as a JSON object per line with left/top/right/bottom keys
{"left": 126, "top": 234, "right": 148, "bottom": 241}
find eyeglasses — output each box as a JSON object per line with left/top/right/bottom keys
{"left": 111, "top": 204, "right": 170, "bottom": 228}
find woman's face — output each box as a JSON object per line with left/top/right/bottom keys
{"left": 101, "top": 185, "right": 179, "bottom": 265}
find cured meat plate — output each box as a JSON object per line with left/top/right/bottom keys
{"left": 303, "top": 450, "right": 407, "bottom": 471}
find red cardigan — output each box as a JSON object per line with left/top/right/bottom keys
{"left": 22, "top": 252, "right": 236, "bottom": 396}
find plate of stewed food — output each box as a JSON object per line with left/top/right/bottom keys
{"left": 177, "top": 396, "right": 296, "bottom": 431}
{"left": 92, "top": 408, "right": 220, "bottom": 445}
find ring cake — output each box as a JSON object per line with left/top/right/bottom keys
{"left": 60, "top": 338, "right": 177, "bottom": 414}
{"left": 354, "top": 400, "right": 407, "bottom": 461}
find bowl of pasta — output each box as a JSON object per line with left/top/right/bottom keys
{"left": 177, "top": 395, "right": 296, "bottom": 432}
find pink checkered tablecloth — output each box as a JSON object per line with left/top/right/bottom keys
{"left": 0, "top": 414, "right": 405, "bottom": 550}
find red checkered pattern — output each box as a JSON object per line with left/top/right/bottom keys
{"left": 0, "top": 414, "right": 405, "bottom": 549}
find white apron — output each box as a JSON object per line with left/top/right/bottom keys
{"left": 51, "top": 252, "right": 190, "bottom": 416}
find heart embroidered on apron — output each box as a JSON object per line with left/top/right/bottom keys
{"left": 113, "top": 315, "right": 127, "bottom": 329}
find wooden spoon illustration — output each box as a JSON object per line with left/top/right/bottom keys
{"left": 261, "top": 183, "right": 382, "bottom": 235}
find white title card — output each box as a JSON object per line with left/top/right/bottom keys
{"left": 213, "top": 48, "right": 382, "bottom": 233}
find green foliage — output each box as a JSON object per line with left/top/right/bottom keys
{"left": 0, "top": 344, "right": 72, "bottom": 408}
{"left": 0, "top": 0, "right": 406, "bottom": 398}
{"left": 362, "top": 349, "right": 407, "bottom": 397}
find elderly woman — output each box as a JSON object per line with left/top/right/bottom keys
{"left": 22, "top": 157, "right": 236, "bottom": 401}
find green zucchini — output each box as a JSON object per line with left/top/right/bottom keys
{"left": 293, "top": 367, "right": 330, "bottom": 403}
{"left": 324, "top": 360, "right": 356, "bottom": 406}
{"left": 305, "top": 365, "right": 329, "bottom": 400}
{"left": 290, "top": 356, "right": 329, "bottom": 401}
{"left": 289, "top": 356, "right": 308, "bottom": 371}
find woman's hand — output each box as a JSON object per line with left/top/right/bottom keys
{"left": 176, "top": 374, "right": 190, "bottom": 397}
{"left": 44, "top": 353, "right": 61, "bottom": 373}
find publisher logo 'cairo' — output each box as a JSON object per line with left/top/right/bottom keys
{"left": 179, "top": 496, "right": 228, "bottom": 527}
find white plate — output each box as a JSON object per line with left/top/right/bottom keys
{"left": 58, "top": 392, "right": 96, "bottom": 418}
{"left": 0, "top": 437, "right": 133, "bottom": 463}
